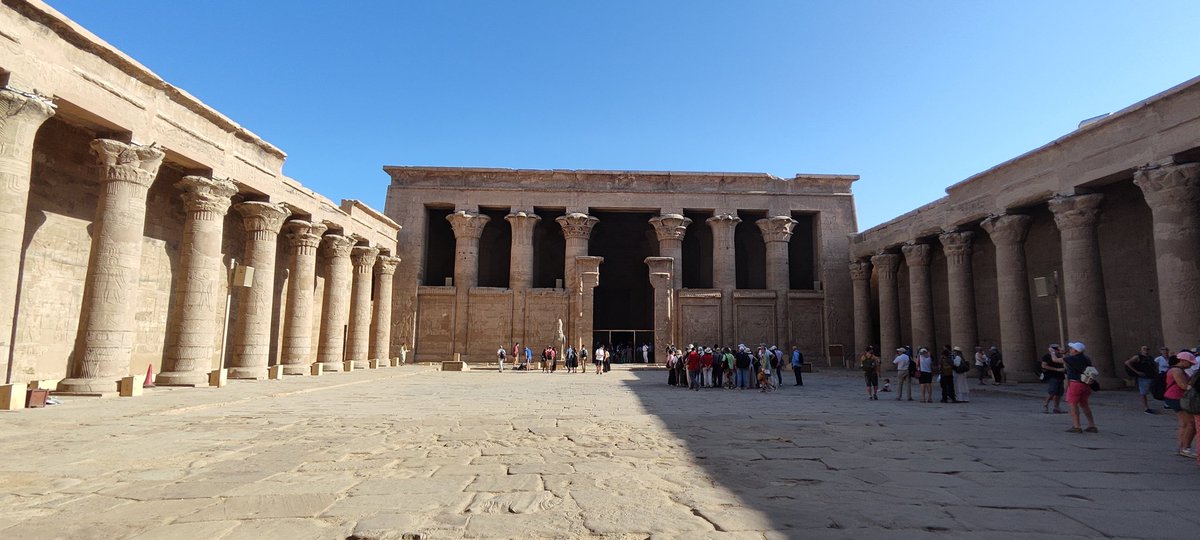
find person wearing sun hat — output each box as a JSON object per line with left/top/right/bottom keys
{"left": 1164, "top": 351, "right": 1197, "bottom": 458}
{"left": 1063, "top": 341, "right": 1098, "bottom": 433}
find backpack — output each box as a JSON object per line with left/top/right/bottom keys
{"left": 1181, "top": 371, "right": 1200, "bottom": 414}
{"left": 1151, "top": 373, "right": 1167, "bottom": 401}
{"left": 860, "top": 356, "right": 877, "bottom": 373}
{"left": 954, "top": 357, "right": 971, "bottom": 374}
{"left": 907, "top": 358, "right": 917, "bottom": 376}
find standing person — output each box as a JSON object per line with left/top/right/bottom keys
{"left": 602, "top": 345, "right": 611, "bottom": 373}
{"left": 1062, "top": 342, "right": 1098, "bottom": 433}
{"left": 1164, "top": 352, "right": 1198, "bottom": 457}
{"left": 549, "top": 346, "right": 558, "bottom": 373}
{"left": 988, "top": 346, "right": 1004, "bottom": 385}
{"left": 791, "top": 346, "right": 804, "bottom": 386}
{"left": 953, "top": 347, "right": 971, "bottom": 403}
{"left": 524, "top": 345, "right": 533, "bottom": 370}
{"left": 578, "top": 347, "right": 588, "bottom": 374}
{"left": 398, "top": 344, "right": 408, "bottom": 365}
{"left": 939, "top": 346, "right": 958, "bottom": 403}
{"left": 642, "top": 343, "right": 650, "bottom": 363}
{"left": 1124, "top": 345, "right": 1160, "bottom": 414}
{"left": 860, "top": 346, "right": 880, "bottom": 400}
{"left": 772, "top": 346, "right": 784, "bottom": 387}
{"left": 541, "top": 347, "right": 550, "bottom": 373}
{"left": 686, "top": 345, "right": 702, "bottom": 390}
{"left": 512, "top": 342, "right": 521, "bottom": 368}
{"left": 892, "top": 347, "right": 913, "bottom": 401}
{"left": 497, "top": 345, "right": 507, "bottom": 372}
{"left": 713, "top": 347, "right": 726, "bottom": 388}
{"left": 916, "top": 347, "right": 934, "bottom": 403}
{"left": 735, "top": 346, "right": 751, "bottom": 389}
{"left": 666, "top": 348, "right": 677, "bottom": 386}
{"left": 594, "top": 344, "right": 604, "bottom": 374}
{"left": 701, "top": 348, "right": 714, "bottom": 388}
{"left": 565, "top": 346, "right": 576, "bottom": 373}
{"left": 1041, "top": 344, "right": 1066, "bottom": 414}
{"left": 974, "top": 346, "right": 989, "bottom": 385}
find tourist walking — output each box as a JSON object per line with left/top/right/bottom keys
{"left": 939, "top": 345, "right": 957, "bottom": 403}
{"left": 497, "top": 346, "right": 507, "bottom": 372}
{"left": 565, "top": 346, "right": 576, "bottom": 373}
{"left": 1124, "top": 345, "right": 1159, "bottom": 414}
{"left": 548, "top": 346, "right": 558, "bottom": 372}
{"left": 953, "top": 347, "right": 971, "bottom": 402}
{"left": 1164, "top": 352, "right": 1197, "bottom": 457}
{"left": 916, "top": 347, "right": 933, "bottom": 402}
{"left": 987, "top": 346, "right": 1004, "bottom": 384}
{"left": 577, "top": 347, "right": 587, "bottom": 374}
{"left": 1041, "top": 344, "right": 1066, "bottom": 414}
{"left": 860, "top": 345, "right": 880, "bottom": 400}
{"left": 1062, "top": 342, "right": 1098, "bottom": 433}
{"left": 791, "top": 346, "right": 804, "bottom": 386}
{"left": 893, "top": 347, "right": 913, "bottom": 401}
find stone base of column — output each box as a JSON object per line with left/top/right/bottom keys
{"left": 352, "top": 360, "right": 370, "bottom": 370}
{"left": 155, "top": 370, "right": 208, "bottom": 387}
{"left": 281, "top": 364, "right": 309, "bottom": 376}
{"left": 227, "top": 367, "right": 267, "bottom": 380}
{"left": 321, "top": 361, "right": 342, "bottom": 372}
{"left": 55, "top": 377, "right": 119, "bottom": 397}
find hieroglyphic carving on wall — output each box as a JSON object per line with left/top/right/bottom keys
{"left": 467, "top": 289, "right": 513, "bottom": 358}
{"left": 679, "top": 298, "right": 720, "bottom": 346}
{"left": 734, "top": 301, "right": 775, "bottom": 347}
{"left": 416, "top": 292, "right": 454, "bottom": 359}
{"left": 788, "top": 297, "right": 825, "bottom": 360}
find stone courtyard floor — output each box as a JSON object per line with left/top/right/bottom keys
{"left": 1, "top": 365, "right": 1198, "bottom": 540}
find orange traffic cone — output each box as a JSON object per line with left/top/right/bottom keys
{"left": 144, "top": 363, "right": 156, "bottom": 388}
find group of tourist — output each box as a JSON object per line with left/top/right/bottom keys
{"left": 859, "top": 344, "right": 1004, "bottom": 403}
{"left": 663, "top": 343, "right": 804, "bottom": 392}
{"left": 496, "top": 342, "right": 614, "bottom": 374}
{"left": 1118, "top": 345, "right": 1200, "bottom": 462}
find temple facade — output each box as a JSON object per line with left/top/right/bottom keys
{"left": 384, "top": 167, "right": 859, "bottom": 364}
{"left": 849, "top": 77, "right": 1200, "bottom": 385}
{"left": 0, "top": 0, "right": 398, "bottom": 393}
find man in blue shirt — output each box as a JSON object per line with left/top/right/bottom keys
{"left": 791, "top": 346, "right": 804, "bottom": 386}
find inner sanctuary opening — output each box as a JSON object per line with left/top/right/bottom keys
{"left": 589, "top": 211, "right": 657, "bottom": 344}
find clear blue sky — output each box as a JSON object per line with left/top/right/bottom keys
{"left": 48, "top": 0, "right": 1200, "bottom": 230}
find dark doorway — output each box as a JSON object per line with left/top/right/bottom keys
{"left": 423, "top": 206, "right": 454, "bottom": 286}
{"left": 532, "top": 208, "right": 565, "bottom": 288}
{"left": 589, "top": 211, "right": 657, "bottom": 335}
{"left": 477, "top": 208, "right": 511, "bottom": 288}
{"left": 682, "top": 210, "right": 714, "bottom": 289}
{"left": 735, "top": 209, "right": 767, "bottom": 289}
{"left": 591, "top": 330, "right": 656, "bottom": 362}
{"left": 789, "top": 212, "right": 817, "bottom": 290}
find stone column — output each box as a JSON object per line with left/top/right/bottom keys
{"left": 317, "top": 234, "right": 355, "bottom": 371}
{"left": 0, "top": 89, "right": 54, "bottom": 373}
{"left": 59, "top": 140, "right": 164, "bottom": 394}
{"left": 347, "top": 246, "right": 379, "bottom": 368}
{"left": 447, "top": 211, "right": 489, "bottom": 358}
{"left": 157, "top": 176, "right": 238, "bottom": 386}
{"left": 1049, "top": 194, "right": 1114, "bottom": 376}
{"left": 556, "top": 213, "right": 599, "bottom": 348}
{"left": 981, "top": 214, "right": 1037, "bottom": 381}
{"left": 507, "top": 211, "right": 540, "bottom": 348}
{"left": 649, "top": 214, "right": 691, "bottom": 290}
{"left": 939, "top": 229, "right": 978, "bottom": 352}
{"left": 901, "top": 243, "right": 934, "bottom": 352}
{"left": 575, "top": 256, "right": 604, "bottom": 351}
{"left": 1135, "top": 163, "right": 1200, "bottom": 350}
{"left": 227, "top": 202, "right": 291, "bottom": 379}
{"left": 646, "top": 257, "right": 675, "bottom": 354}
{"left": 707, "top": 213, "right": 741, "bottom": 344}
{"left": 871, "top": 253, "right": 901, "bottom": 362}
{"left": 849, "top": 259, "right": 873, "bottom": 356}
{"left": 370, "top": 255, "right": 400, "bottom": 363}
{"left": 757, "top": 216, "right": 798, "bottom": 347}
{"left": 279, "top": 220, "right": 327, "bottom": 374}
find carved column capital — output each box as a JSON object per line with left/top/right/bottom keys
{"left": 0, "top": 88, "right": 55, "bottom": 128}
{"left": 283, "top": 220, "right": 329, "bottom": 252}
{"left": 177, "top": 176, "right": 237, "bottom": 217}
{"left": 375, "top": 255, "right": 400, "bottom": 277}
{"left": 320, "top": 234, "right": 355, "bottom": 259}
{"left": 644, "top": 256, "right": 674, "bottom": 288}
{"left": 870, "top": 252, "right": 902, "bottom": 280}
{"left": 980, "top": 213, "right": 1032, "bottom": 245}
{"left": 1048, "top": 193, "right": 1103, "bottom": 232}
{"left": 505, "top": 211, "right": 541, "bottom": 244}
{"left": 939, "top": 229, "right": 975, "bottom": 260}
{"left": 556, "top": 213, "right": 600, "bottom": 240}
{"left": 649, "top": 214, "right": 692, "bottom": 242}
{"left": 446, "top": 210, "right": 489, "bottom": 240}
{"left": 849, "top": 259, "right": 872, "bottom": 281}
{"left": 705, "top": 213, "right": 742, "bottom": 230}
{"left": 1134, "top": 163, "right": 1200, "bottom": 209}
{"left": 235, "top": 201, "right": 291, "bottom": 240}
{"left": 755, "top": 215, "right": 798, "bottom": 243}
{"left": 351, "top": 246, "right": 380, "bottom": 273}
{"left": 90, "top": 139, "right": 165, "bottom": 188}
{"left": 900, "top": 243, "right": 932, "bottom": 267}
{"left": 576, "top": 256, "right": 604, "bottom": 289}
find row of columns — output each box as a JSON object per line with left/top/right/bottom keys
{"left": 850, "top": 162, "right": 1200, "bottom": 379}
{"left": 0, "top": 87, "right": 399, "bottom": 392}
{"left": 439, "top": 208, "right": 801, "bottom": 354}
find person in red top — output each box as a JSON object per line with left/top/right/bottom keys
{"left": 701, "top": 348, "right": 714, "bottom": 388}
{"left": 686, "top": 345, "right": 703, "bottom": 391}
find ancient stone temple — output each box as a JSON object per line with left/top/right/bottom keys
{"left": 0, "top": 1, "right": 398, "bottom": 393}
{"left": 850, "top": 77, "right": 1200, "bottom": 385}
{"left": 384, "top": 167, "right": 859, "bottom": 363}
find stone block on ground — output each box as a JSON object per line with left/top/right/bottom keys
{"left": 1, "top": 382, "right": 28, "bottom": 410}
{"left": 441, "top": 361, "right": 467, "bottom": 371}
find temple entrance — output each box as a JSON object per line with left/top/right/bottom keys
{"left": 592, "top": 330, "right": 655, "bottom": 363}
{"left": 589, "top": 211, "right": 657, "bottom": 354}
